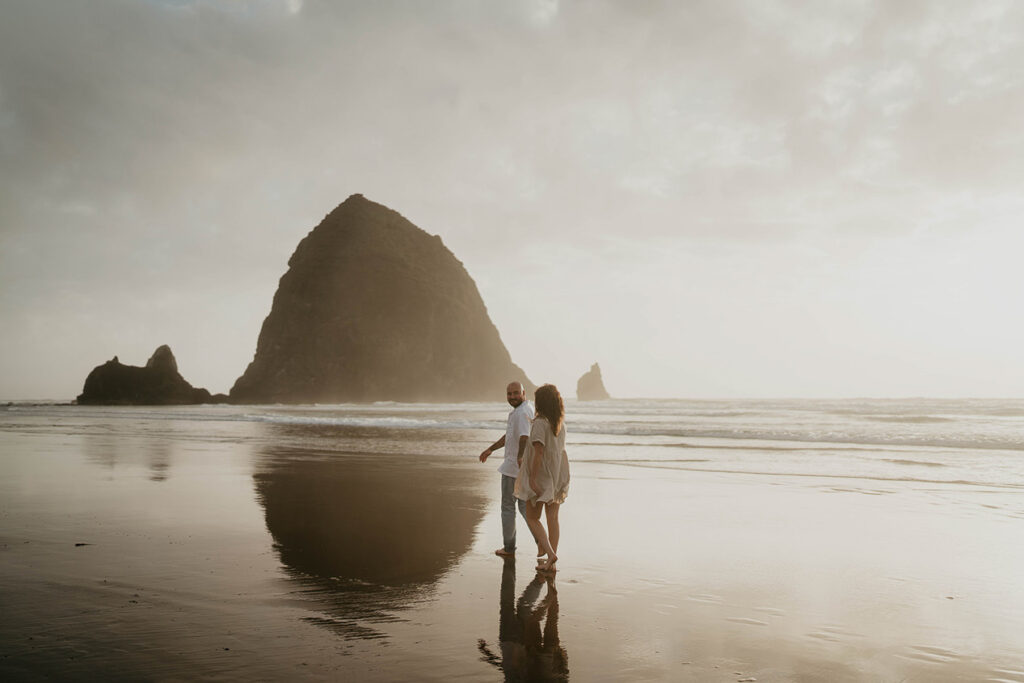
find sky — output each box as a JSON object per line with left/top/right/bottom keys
{"left": 2, "top": 0, "right": 1024, "bottom": 400}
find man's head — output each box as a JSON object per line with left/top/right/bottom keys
{"left": 506, "top": 382, "right": 525, "bottom": 408}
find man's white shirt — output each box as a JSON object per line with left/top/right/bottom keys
{"left": 498, "top": 400, "right": 535, "bottom": 478}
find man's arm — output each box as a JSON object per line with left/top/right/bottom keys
{"left": 479, "top": 434, "right": 506, "bottom": 462}
{"left": 516, "top": 434, "right": 529, "bottom": 467}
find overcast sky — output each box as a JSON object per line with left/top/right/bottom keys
{"left": 3, "top": 0, "right": 1024, "bottom": 400}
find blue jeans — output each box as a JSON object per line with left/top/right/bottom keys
{"left": 501, "top": 474, "right": 527, "bottom": 553}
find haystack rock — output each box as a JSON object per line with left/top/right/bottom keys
{"left": 577, "top": 362, "right": 610, "bottom": 400}
{"left": 77, "top": 345, "right": 213, "bottom": 405}
{"left": 230, "top": 194, "right": 533, "bottom": 403}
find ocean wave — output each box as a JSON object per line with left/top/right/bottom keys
{"left": 235, "top": 412, "right": 1024, "bottom": 452}
{"left": 7, "top": 400, "right": 1024, "bottom": 454}
{"left": 869, "top": 416, "right": 954, "bottom": 424}
{"left": 881, "top": 458, "right": 948, "bottom": 468}
{"left": 597, "top": 460, "right": 1024, "bottom": 490}
{"left": 585, "top": 426, "right": 1024, "bottom": 452}
{"left": 244, "top": 413, "right": 499, "bottom": 431}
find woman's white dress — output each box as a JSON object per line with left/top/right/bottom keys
{"left": 514, "top": 416, "right": 569, "bottom": 504}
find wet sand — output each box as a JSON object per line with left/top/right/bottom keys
{"left": 2, "top": 408, "right": 1023, "bottom": 681}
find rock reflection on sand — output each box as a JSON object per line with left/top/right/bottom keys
{"left": 479, "top": 561, "right": 569, "bottom": 682}
{"left": 82, "top": 431, "right": 174, "bottom": 482}
{"left": 253, "top": 438, "right": 487, "bottom": 640}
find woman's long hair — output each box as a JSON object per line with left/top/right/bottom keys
{"left": 534, "top": 384, "right": 565, "bottom": 435}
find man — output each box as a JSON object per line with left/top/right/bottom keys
{"left": 480, "top": 381, "right": 535, "bottom": 557}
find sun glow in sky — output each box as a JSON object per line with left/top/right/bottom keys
{"left": 2, "top": 0, "right": 1024, "bottom": 399}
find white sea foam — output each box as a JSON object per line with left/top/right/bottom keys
{"left": 243, "top": 412, "right": 497, "bottom": 431}
{"left": 8, "top": 398, "right": 1024, "bottom": 451}
{"left": 4, "top": 398, "right": 1024, "bottom": 492}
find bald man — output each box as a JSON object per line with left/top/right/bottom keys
{"left": 480, "top": 381, "right": 536, "bottom": 557}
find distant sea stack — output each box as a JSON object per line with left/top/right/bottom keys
{"left": 77, "top": 345, "right": 217, "bottom": 405}
{"left": 230, "top": 194, "right": 533, "bottom": 403}
{"left": 576, "top": 362, "right": 610, "bottom": 400}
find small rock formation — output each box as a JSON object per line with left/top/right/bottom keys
{"left": 77, "top": 345, "right": 213, "bottom": 405}
{"left": 230, "top": 194, "right": 533, "bottom": 403}
{"left": 576, "top": 362, "right": 610, "bottom": 400}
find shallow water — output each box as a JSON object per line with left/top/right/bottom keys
{"left": 2, "top": 400, "right": 1023, "bottom": 680}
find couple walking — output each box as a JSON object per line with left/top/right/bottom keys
{"left": 479, "top": 382, "right": 569, "bottom": 572}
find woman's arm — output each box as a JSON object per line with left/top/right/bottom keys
{"left": 529, "top": 440, "right": 544, "bottom": 494}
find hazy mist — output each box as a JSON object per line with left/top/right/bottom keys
{"left": 3, "top": 0, "right": 1023, "bottom": 399}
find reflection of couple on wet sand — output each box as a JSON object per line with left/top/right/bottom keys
{"left": 478, "top": 560, "right": 569, "bottom": 681}
{"left": 480, "top": 382, "right": 570, "bottom": 572}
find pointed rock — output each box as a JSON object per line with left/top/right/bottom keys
{"left": 230, "top": 194, "right": 532, "bottom": 403}
{"left": 145, "top": 344, "right": 178, "bottom": 374}
{"left": 577, "top": 362, "right": 610, "bottom": 400}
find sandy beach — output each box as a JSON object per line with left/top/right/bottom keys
{"left": 2, "top": 401, "right": 1023, "bottom": 681}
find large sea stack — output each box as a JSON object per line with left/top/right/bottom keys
{"left": 77, "top": 345, "right": 213, "bottom": 405}
{"left": 230, "top": 194, "right": 532, "bottom": 403}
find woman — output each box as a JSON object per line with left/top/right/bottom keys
{"left": 514, "top": 384, "right": 569, "bottom": 571}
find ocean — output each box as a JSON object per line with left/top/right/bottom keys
{"left": 16, "top": 396, "right": 1021, "bottom": 487}
{"left": 2, "top": 398, "right": 1022, "bottom": 680}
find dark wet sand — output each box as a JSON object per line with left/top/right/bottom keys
{"left": 2, "top": 410, "right": 1023, "bottom": 681}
